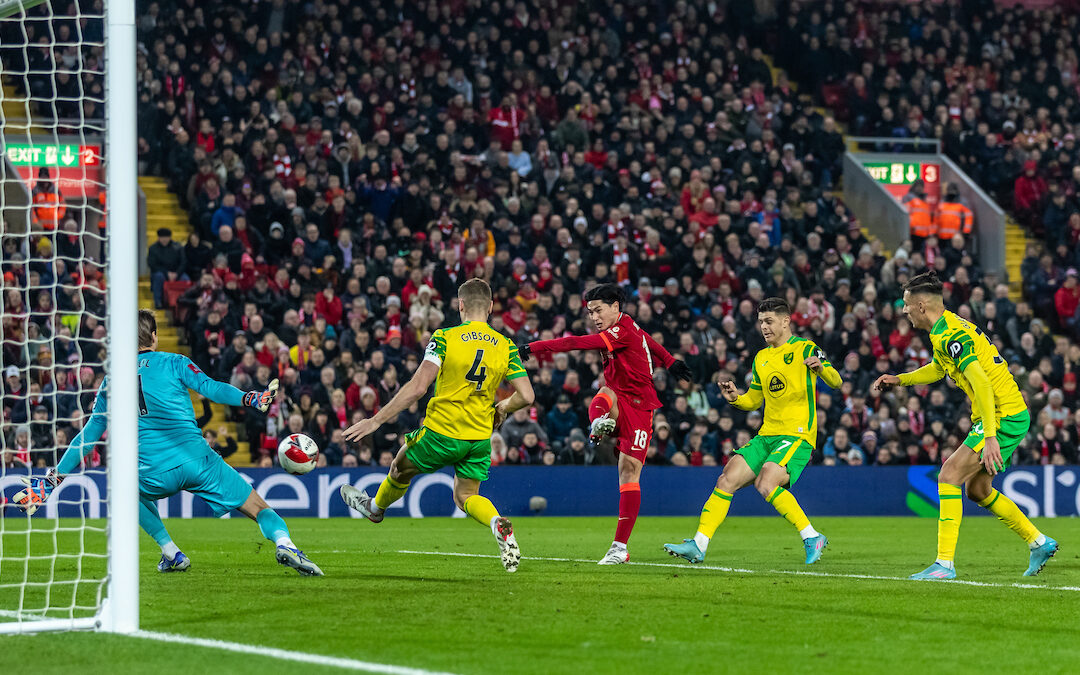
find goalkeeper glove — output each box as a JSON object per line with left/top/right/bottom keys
{"left": 669, "top": 360, "right": 693, "bottom": 384}
{"left": 517, "top": 343, "right": 532, "bottom": 362}
{"left": 243, "top": 378, "right": 279, "bottom": 412}
{"left": 13, "top": 469, "right": 63, "bottom": 516}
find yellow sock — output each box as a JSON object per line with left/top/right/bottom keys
{"left": 937, "top": 483, "right": 963, "bottom": 562}
{"left": 374, "top": 475, "right": 410, "bottom": 511}
{"left": 462, "top": 495, "right": 500, "bottom": 528}
{"left": 978, "top": 489, "right": 1040, "bottom": 543}
{"left": 767, "top": 487, "right": 811, "bottom": 532}
{"left": 695, "top": 489, "right": 733, "bottom": 540}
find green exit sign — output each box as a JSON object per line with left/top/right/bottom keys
{"left": 4, "top": 143, "right": 100, "bottom": 167}
{"left": 863, "top": 162, "right": 920, "bottom": 185}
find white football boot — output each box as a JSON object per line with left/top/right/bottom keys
{"left": 493, "top": 517, "right": 521, "bottom": 573}
{"left": 597, "top": 543, "right": 630, "bottom": 565}
{"left": 589, "top": 414, "right": 617, "bottom": 445}
{"left": 340, "top": 485, "right": 384, "bottom": 523}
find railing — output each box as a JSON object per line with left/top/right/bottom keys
{"left": 843, "top": 141, "right": 1005, "bottom": 277}
{"left": 845, "top": 136, "right": 942, "bottom": 154}
{"left": 842, "top": 151, "right": 911, "bottom": 252}
{"left": 0, "top": 116, "right": 105, "bottom": 134}
{"left": 0, "top": 151, "right": 31, "bottom": 230}
{"left": 937, "top": 153, "right": 1006, "bottom": 282}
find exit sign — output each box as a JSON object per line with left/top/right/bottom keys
{"left": 4, "top": 143, "right": 101, "bottom": 168}
{"left": 863, "top": 162, "right": 922, "bottom": 185}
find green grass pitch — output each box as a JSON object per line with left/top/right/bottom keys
{"left": 4, "top": 515, "right": 1080, "bottom": 674}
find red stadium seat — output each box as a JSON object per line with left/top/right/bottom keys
{"left": 163, "top": 280, "right": 192, "bottom": 323}
{"left": 162, "top": 280, "right": 191, "bottom": 309}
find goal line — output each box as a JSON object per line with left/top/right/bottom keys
{"left": 132, "top": 630, "right": 460, "bottom": 675}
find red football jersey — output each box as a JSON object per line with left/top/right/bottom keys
{"left": 529, "top": 313, "right": 674, "bottom": 411}
{"left": 598, "top": 313, "right": 673, "bottom": 410}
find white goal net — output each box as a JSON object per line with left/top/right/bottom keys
{"left": 0, "top": 0, "right": 138, "bottom": 633}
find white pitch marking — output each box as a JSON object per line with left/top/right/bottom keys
{"left": 395, "top": 549, "right": 1080, "bottom": 592}
{"left": 133, "top": 630, "right": 461, "bottom": 674}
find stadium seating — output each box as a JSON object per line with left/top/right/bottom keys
{"left": 4, "top": 0, "right": 1080, "bottom": 471}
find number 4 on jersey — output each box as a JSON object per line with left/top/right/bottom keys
{"left": 465, "top": 349, "right": 487, "bottom": 391}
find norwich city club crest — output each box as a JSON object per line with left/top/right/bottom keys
{"left": 784, "top": 352, "right": 794, "bottom": 365}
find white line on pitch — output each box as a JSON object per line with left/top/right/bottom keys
{"left": 396, "top": 549, "right": 1080, "bottom": 592}
{"left": 132, "top": 631, "right": 460, "bottom": 675}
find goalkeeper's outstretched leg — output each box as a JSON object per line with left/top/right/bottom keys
{"left": 238, "top": 489, "right": 323, "bottom": 577}
{"left": 139, "top": 495, "right": 189, "bottom": 572}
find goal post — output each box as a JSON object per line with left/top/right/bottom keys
{"left": 101, "top": 0, "right": 139, "bottom": 635}
{"left": 0, "top": 0, "right": 139, "bottom": 634}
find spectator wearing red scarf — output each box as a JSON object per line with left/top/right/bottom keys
{"left": 584, "top": 140, "right": 608, "bottom": 169}
{"left": 689, "top": 197, "right": 720, "bottom": 230}
{"left": 1056, "top": 269, "right": 1080, "bottom": 335}
{"left": 502, "top": 302, "right": 526, "bottom": 333}
{"left": 680, "top": 171, "right": 709, "bottom": 216}
{"left": 315, "top": 285, "right": 344, "bottom": 327}
{"left": 195, "top": 119, "right": 216, "bottom": 155}
{"left": 1014, "top": 161, "right": 1047, "bottom": 227}
{"left": 488, "top": 95, "right": 524, "bottom": 150}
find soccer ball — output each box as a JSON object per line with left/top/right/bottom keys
{"left": 277, "top": 434, "right": 319, "bottom": 475}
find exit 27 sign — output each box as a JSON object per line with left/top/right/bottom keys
{"left": 4, "top": 144, "right": 100, "bottom": 167}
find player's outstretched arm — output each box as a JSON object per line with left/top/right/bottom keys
{"left": 56, "top": 377, "right": 110, "bottom": 474}
{"left": 722, "top": 379, "right": 764, "bottom": 411}
{"left": 494, "top": 373, "right": 535, "bottom": 430}
{"left": 344, "top": 360, "right": 439, "bottom": 443}
{"left": 819, "top": 364, "right": 843, "bottom": 388}
{"left": 873, "top": 360, "right": 945, "bottom": 392}
{"left": 644, "top": 333, "right": 676, "bottom": 368}
{"left": 177, "top": 355, "right": 277, "bottom": 411}
{"left": 525, "top": 333, "right": 609, "bottom": 359}
{"left": 644, "top": 333, "right": 695, "bottom": 382}
{"left": 16, "top": 378, "right": 109, "bottom": 514}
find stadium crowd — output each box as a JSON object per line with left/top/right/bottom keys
{"left": 4, "top": 0, "right": 1080, "bottom": 472}
{"left": 771, "top": 0, "right": 1080, "bottom": 335}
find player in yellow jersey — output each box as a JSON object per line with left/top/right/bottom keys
{"left": 664, "top": 297, "right": 841, "bottom": 565}
{"left": 340, "top": 279, "right": 534, "bottom": 572}
{"left": 874, "top": 271, "right": 1058, "bottom": 580}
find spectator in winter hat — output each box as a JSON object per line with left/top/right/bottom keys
{"left": 861, "top": 431, "right": 878, "bottom": 458}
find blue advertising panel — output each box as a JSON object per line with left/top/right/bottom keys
{"left": 4, "top": 465, "right": 1079, "bottom": 519}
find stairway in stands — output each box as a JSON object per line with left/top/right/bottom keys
{"left": 137, "top": 176, "right": 252, "bottom": 466}
{"left": 0, "top": 82, "right": 41, "bottom": 140}
{"left": 761, "top": 56, "right": 1033, "bottom": 302}
{"left": 1004, "top": 217, "right": 1033, "bottom": 302}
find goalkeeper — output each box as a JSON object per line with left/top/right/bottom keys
{"left": 15, "top": 310, "right": 322, "bottom": 576}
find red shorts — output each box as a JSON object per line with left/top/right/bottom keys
{"left": 614, "top": 402, "right": 654, "bottom": 462}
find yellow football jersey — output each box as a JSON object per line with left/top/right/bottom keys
{"left": 742, "top": 336, "right": 831, "bottom": 446}
{"left": 928, "top": 311, "right": 1026, "bottom": 422}
{"left": 422, "top": 321, "right": 527, "bottom": 441}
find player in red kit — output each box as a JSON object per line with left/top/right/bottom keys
{"left": 519, "top": 284, "right": 693, "bottom": 564}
